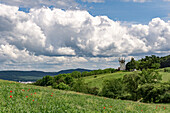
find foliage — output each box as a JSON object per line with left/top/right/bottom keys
{"left": 71, "top": 71, "right": 81, "bottom": 78}
{"left": 137, "top": 83, "right": 170, "bottom": 103}
{"left": 71, "top": 78, "right": 88, "bottom": 93}
{"left": 101, "top": 69, "right": 169, "bottom": 103}
{"left": 138, "top": 69, "right": 162, "bottom": 84}
{"left": 52, "top": 82, "right": 70, "bottom": 90}
{"left": 126, "top": 55, "right": 170, "bottom": 71}
{"left": 126, "top": 55, "right": 161, "bottom": 71}
{"left": 34, "top": 75, "right": 53, "bottom": 86}
{"left": 164, "top": 68, "right": 170, "bottom": 72}
{"left": 126, "top": 57, "right": 138, "bottom": 71}
{"left": 123, "top": 72, "right": 140, "bottom": 101}
{"left": 160, "top": 55, "right": 170, "bottom": 68}
{"left": 101, "top": 78, "right": 124, "bottom": 99}
{"left": 87, "top": 87, "right": 99, "bottom": 95}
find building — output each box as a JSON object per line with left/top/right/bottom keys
{"left": 118, "top": 58, "right": 126, "bottom": 70}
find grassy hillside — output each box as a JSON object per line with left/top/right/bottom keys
{"left": 84, "top": 68, "right": 170, "bottom": 90}
{"left": 0, "top": 79, "right": 169, "bottom": 112}
{"left": 157, "top": 67, "right": 170, "bottom": 82}
{"left": 83, "top": 71, "right": 132, "bottom": 91}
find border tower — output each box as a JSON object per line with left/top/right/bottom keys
{"left": 118, "top": 58, "right": 126, "bottom": 70}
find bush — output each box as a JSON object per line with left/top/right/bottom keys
{"left": 101, "top": 78, "right": 124, "bottom": 99}
{"left": 71, "top": 78, "right": 88, "bottom": 93}
{"left": 52, "top": 82, "right": 70, "bottom": 90}
{"left": 137, "top": 83, "right": 170, "bottom": 103}
{"left": 87, "top": 87, "right": 99, "bottom": 95}
{"left": 34, "top": 75, "right": 53, "bottom": 86}
{"left": 164, "top": 68, "right": 170, "bottom": 72}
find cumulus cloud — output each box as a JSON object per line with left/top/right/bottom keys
{"left": 0, "top": 4, "right": 170, "bottom": 71}
{"left": 0, "top": 0, "right": 78, "bottom": 9}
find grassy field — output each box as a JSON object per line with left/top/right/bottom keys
{"left": 83, "top": 71, "right": 132, "bottom": 91}
{"left": 0, "top": 79, "right": 169, "bottom": 113}
{"left": 157, "top": 67, "right": 170, "bottom": 82}
{"left": 83, "top": 68, "right": 170, "bottom": 90}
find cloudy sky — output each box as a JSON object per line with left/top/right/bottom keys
{"left": 0, "top": 0, "right": 170, "bottom": 72}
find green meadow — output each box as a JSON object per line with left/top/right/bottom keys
{"left": 0, "top": 79, "right": 169, "bottom": 113}
{"left": 84, "top": 68, "right": 170, "bottom": 91}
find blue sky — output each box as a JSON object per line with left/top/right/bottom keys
{"left": 17, "top": 0, "right": 170, "bottom": 23}
{"left": 0, "top": 0, "right": 170, "bottom": 71}
{"left": 77, "top": 0, "right": 170, "bottom": 23}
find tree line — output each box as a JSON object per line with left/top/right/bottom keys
{"left": 126, "top": 55, "right": 170, "bottom": 71}
{"left": 33, "top": 68, "right": 117, "bottom": 95}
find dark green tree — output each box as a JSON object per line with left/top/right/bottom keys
{"left": 126, "top": 57, "right": 138, "bottom": 71}
{"left": 101, "top": 78, "right": 124, "bottom": 99}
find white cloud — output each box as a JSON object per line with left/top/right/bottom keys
{"left": 0, "top": 0, "right": 78, "bottom": 9}
{"left": 81, "top": 0, "right": 105, "bottom": 3}
{"left": 0, "top": 4, "right": 170, "bottom": 71}
{"left": 122, "top": 0, "right": 151, "bottom": 3}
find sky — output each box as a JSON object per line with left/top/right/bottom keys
{"left": 0, "top": 0, "right": 170, "bottom": 72}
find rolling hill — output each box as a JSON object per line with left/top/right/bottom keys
{"left": 83, "top": 67, "right": 170, "bottom": 91}
{"left": 0, "top": 68, "right": 91, "bottom": 82}
{"left": 0, "top": 79, "right": 169, "bottom": 112}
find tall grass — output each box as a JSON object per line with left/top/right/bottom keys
{"left": 0, "top": 79, "right": 169, "bottom": 112}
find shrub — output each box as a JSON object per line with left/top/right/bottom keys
{"left": 52, "top": 82, "right": 70, "bottom": 90}
{"left": 101, "top": 78, "right": 124, "bottom": 99}
{"left": 137, "top": 83, "right": 170, "bottom": 103}
{"left": 164, "top": 68, "right": 170, "bottom": 72}
{"left": 34, "top": 75, "right": 53, "bottom": 86}
{"left": 71, "top": 78, "right": 88, "bottom": 93}
{"left": 87, "top": 87, "right": 99, "bottom": 95}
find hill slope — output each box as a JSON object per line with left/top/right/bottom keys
{"left": 83, "top": 68, "right": 170, "bottom": 90}
{"left": 0, "top": 68, "right": 91, "bottom": 82}
{"left": 0, "top": 79, "right": 169, "bottom": 112}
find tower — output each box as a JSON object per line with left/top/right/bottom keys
{"left": 118, "top": 57, "right": 126, "bottom": 70}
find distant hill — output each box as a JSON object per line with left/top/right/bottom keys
{"left": 0, "top": 68, "right": 91, "bottom": 82}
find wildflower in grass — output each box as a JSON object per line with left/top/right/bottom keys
{"left": 51, "top": 95, "right": 53, "bottom": 96}
{"left": 52, "top": 93, "right": 53, "bottom": 94}
{"left": 104, "top": 107, "right": 105, "bottom": 109}
{"left": 110, "top": 106, "right": 112, "bottom": 108}
{"left": 26, "top": 96, "right": 28, "bottom": 98}
{"left": 22, "top": 89, "right": 25, "bottom": 91}
{"left": 141, "top": 110, "right": 143, "bottom": 111}
{"left": 10, "top": 91, "right": 12, "bottom": 93}
{"left": 34, "top": 92, "right": 36, "bottom": 94}
{"left": 33, "top": 100, "right": 34, "bottom": 101}
{"left": 164, "top": 107, "right": 165, "bottom": 109}
{"left": 10, "top": 95, "right": 12, "bottom": 98}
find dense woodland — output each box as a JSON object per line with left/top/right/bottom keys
{"left": 34, "top": 55, "right": 170, "bottom": 103}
